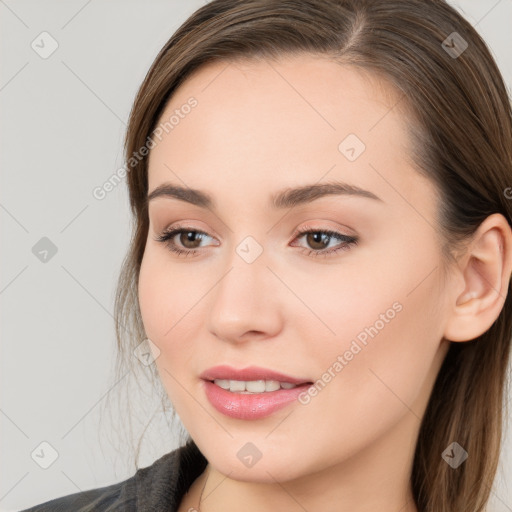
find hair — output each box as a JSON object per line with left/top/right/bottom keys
{"left": 101, "top": 1, "right": 512, "bottom": 511}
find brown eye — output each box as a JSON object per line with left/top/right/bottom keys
{"left": 304, "top": 232, "right": 331, "bottom": 250}
{"left": 292, "top": 226, "right": 359, "bottom": 258}
{"left": 154, "top": 225, "right": 214, "bottom": 257}
{"left": 178, "top": 230, "right": 204, "bottom": 249}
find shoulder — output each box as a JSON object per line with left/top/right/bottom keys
{"left": 18, "top": 475, "right": 135, "bottom": 512}
{"left": 19, "top": 440, "right": 207, "bottom": 512}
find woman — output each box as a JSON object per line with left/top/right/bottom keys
{"left": 21, "top": 0, "right": 512, "bottom": 511}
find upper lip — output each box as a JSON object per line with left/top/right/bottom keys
{"left": 200, "top": 365, "right": 312, "bottom": 385}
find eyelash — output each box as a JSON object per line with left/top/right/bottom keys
{"left": 154, "top": 223, "right": 359, "bottom": 259}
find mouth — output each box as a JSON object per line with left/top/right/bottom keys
{"left": 199, "top": 364, "right": 313, "bottom": 387}
{"left": 199, "top": 365, "right": 314, "bottom": 420}
{"left": 205, "top": 378, "right": 312, "bottom": 393}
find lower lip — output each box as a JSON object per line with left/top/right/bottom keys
{"left": 202, "top": 380, "right": 312, "bottom": 420}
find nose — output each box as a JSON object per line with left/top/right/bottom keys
{"left": 206, "top": 250, "right": 283, "bottom": 344}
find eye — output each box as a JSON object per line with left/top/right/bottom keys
{"left": 154, "top": 224, "right": 216, "bottom": 257}
{"left": 291, "top": 224, "right": 358, "bottom": 258}
{"left": 154, "top": 223, "right": 358, "bottom": 258}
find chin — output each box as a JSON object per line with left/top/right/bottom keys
{"left": 207, "top": 448, "right": 309, "bottom": 484}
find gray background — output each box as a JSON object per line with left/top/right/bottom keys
{"left": 1, "top": 1, "right": 511, "bottom": 511}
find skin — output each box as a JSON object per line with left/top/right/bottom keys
{"left": 138, "top": 55, "right": 512, "bottom": 512}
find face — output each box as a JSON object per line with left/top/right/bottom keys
{"left": 138, "top": 55, "right": 452, "bottom": 483}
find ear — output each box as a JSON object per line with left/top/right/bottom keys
{"left": 443, "top": 213, "right": 512, "bottom": 343}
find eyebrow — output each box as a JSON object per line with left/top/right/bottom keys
{"left": 147, "top": 180, "right": 383, "bottom": 210}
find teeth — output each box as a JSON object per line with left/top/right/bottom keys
{"left": 213, "top": 379, "right": 298, "bottom": 393}
{"left": 265, "top": 380, "right": 281, "bottom": 392}
{"left": 213, "top": 379, "right": 231, "bottom": 390}
{"left": 230, "top": 380, "right": 246, "bottom": 392}
{"left": 246, "top": 380, "right": 266, "bottom": 393}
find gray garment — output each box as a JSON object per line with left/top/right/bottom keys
{"left": 19, "top": 440, "right": 208, "bottom": 512}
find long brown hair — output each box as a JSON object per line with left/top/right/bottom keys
{"left": 103, "top": 1, "right": 512, "bottom": 510}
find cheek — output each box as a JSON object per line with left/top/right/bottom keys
{"left": 138, "top": 249, "right": 191, "bottom": 362}
{"left": 138, "top": 247, "right": 211, "bottom": 389}
{"left": 310, "top": 264, "right": 444, "bottom": 420}
{"left": 286, "top": 275, "right": 444, "bottom": 470}
{"left": 300, "top": 238, "right": 445, "bottom": 397}
{"left": 138, "top": 251, "right": 168, "bottom": 339}
{"left": 138, "top": 246, "right": 199, "bottom": 337}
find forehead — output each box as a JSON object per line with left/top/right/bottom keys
{"left": 147, "top": 54, "right": 433, "bottom": 213}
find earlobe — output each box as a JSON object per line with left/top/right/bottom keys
{"left": 443, "top": 213, "right": 512, "bottom": 343}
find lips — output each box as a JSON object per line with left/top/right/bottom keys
{"left": 199, "top": 365, "right": 312, "bottom": 385}
{"left": 200, "top": 365, "right": 315, "bottom": 419}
